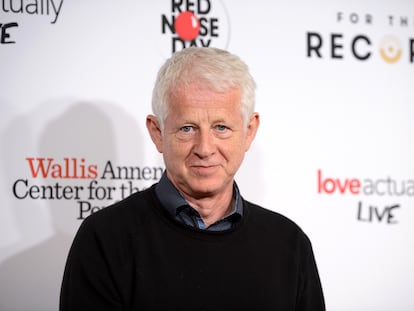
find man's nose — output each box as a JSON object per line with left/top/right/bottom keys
{"left": 193, "top": 129, "right": 216, "bottom": 158}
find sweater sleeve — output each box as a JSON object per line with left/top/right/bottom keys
{"left": 59, "top": 215, "right": 124, "bottom": 311}
{"left": 296, "top": 233, "right": 326, "bottom": 311}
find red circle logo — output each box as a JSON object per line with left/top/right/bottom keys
{"left": 174, "top": 11, "right": 200, "bottom": 41}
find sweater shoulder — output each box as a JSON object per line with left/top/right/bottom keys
{"left": 244, "top": 200, "right": 300, "bottom": 227}
{"left": 243, "top": 200, "right": 310, "bottom": 243}
{"left": 79, "top": 185, "right": 157, "bottom": 236}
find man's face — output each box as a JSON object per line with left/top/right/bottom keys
{"left": 147, "top": 83, "right": 259, "bottom": 199}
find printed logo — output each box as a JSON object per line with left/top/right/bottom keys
{"left": 306, "top": 12, "right": 414, "bottom": 64}
{"left": 0, "top": 0, "right": 64, "bottom": 44}
{"left": 12, "top": 157, "right": 164, "bottom": 220}
{"left": 160, "top": 0, "right": 230, "bottom": 55}
{"left": 317, "top": 169, "right": 414, "bottom": 224}
{"left": 379, "top": 35, "right": 402, "bottom": 63}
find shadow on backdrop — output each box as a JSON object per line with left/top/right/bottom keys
{"left": 0, "top": 101, "right": 144, "bottom": 311}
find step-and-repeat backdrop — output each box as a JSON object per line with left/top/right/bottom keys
{"left": 1, "top": 1, "right": 413, "bottom": 310}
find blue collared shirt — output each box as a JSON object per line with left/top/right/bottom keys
{"left": 155, "top": 172, "right": 243, "bottom": 231}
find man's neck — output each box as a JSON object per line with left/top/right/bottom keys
{"left": 183, "top": 191, "right": 234, "bottom": 227}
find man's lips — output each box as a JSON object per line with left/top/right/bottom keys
{"left": 190, "top": 164, "right": 220, "bottom": 174}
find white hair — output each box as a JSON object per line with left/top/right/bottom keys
{"left": 151, "top": 47, "right": 256, "bottom": 129}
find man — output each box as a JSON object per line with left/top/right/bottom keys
{"left": 60, "top": 47, "right": 325, "bottom": 310}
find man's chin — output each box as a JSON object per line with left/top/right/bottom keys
{"left": 186, "top": 180, "right": 228, "bottom": 198}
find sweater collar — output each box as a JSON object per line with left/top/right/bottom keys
{"left": 154, "top": 172, "right": 243, "bottom": 226}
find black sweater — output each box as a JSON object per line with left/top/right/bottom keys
{"left": 60, "top": 185, "right": 325, "bottom": 310}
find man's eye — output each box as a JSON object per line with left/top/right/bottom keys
{"left": 180, "top": 126, "right": 193, "bottom": 133}
{"left": 215, "top": 125, "right": 227, "bottom": 131}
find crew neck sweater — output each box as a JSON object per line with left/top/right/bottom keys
{"left": 155, "top": 172, "right": 243, "bottom": 230}
{"left": 60, "top": 185, "right": 325, "bottom": 310}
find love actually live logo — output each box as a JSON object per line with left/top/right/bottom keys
{"left": 317, "top": 169, "right": 414, "bottom": 224}
{"left": 1, "top": 0, "right": 64, "bottom": 44}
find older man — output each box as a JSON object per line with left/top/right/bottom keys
{"left": 60, "top": 47, "right": 325, "bottom": 310}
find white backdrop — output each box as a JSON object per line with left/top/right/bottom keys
{"left": 1, "top": 1, "right": 414, "bottom": 310}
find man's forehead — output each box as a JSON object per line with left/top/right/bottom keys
{"left": 172, "top": 82, "right": 240, "bottom": 97}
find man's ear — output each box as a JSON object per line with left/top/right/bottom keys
{"left": 146, "top": 115, "right": 163, "bottom": 153}
{"left": 244, "top": 112, "right": 260, "bottom": 151}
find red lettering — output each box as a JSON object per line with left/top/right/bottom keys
{"left": 26, "top": 157, "right": 98, "bottom": 179}
{"left": 51, "top": 163, "right": 63, "bottom": 178}
{"left": 88, "top": 165, "right": 98, "bottom": 179}
{"left": 26, "top": 157, "right": 53, "bottom": 178}
{"left": 349, "top": 179, "right": 361, "bottom": 194}
{"left": 317, "top": 169, "right": 361, "bottom": 195}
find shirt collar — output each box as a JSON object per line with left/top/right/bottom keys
{"left": 155, "top": 172, "right": 243, "bottom": 219}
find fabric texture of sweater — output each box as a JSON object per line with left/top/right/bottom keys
{"left": 60, "top": 184, "right": 325, "bottom": 310}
